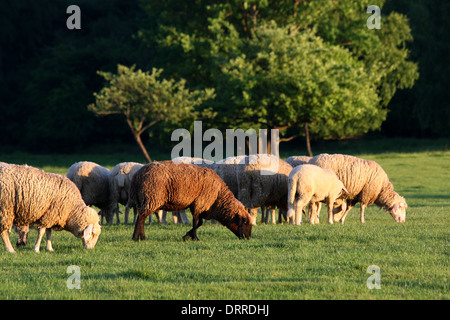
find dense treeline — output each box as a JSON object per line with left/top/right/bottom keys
{"left": 0, "top": 0, "right": 448, "bottom": 154}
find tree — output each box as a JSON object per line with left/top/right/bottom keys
{"left": 138, "top": 0, "right": 419, "bottom": 154}
{"left": 215, "top": 24, "right": 382, "bottom": 156}
{"left": 88, "top": 64, "right": 214, "bottom": 162}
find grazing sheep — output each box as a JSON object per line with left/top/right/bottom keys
{"left": 66, "top": 161, "right": 115, "bottom": 224}
{"left": 308, "top": 153, "right": 407, "bottom": 223}
{"left": 214, "top": 155, "right": 247, "bottom": 196}
{"left": 128, "top": 161, "right": 253, "bottom": 241}
{"left": 286, "top": 156, "right": 312, "bottom": 168}
{"left": 0, "top": 164, "right": 101, "bottom": 253}
{"left": 287, "top": 164, "right": 348, "bottom": 225}
{"left": 109, "top": 162, "right": 144, "bottom": 224}
{"left": 170, "top": 156, "right": 218, "bottom": 225}
{"left": 0, "top": 162, "right": 42, "bottom": 246}
{"left": 236, "top": 154, "right": 293, "bottom": 223}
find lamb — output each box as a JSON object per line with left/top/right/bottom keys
{"left": 236, "top": 154, "right": 293, "bottom": 223}
{"left": 287, "top": 164, "right": 348, "bottom": 225}
{"left": 128, "top": 161, "right": 253, "bottom": 241}
{"left": 66, "top": 161, "right": 116, "bottom": 224}
{"left": 308, "top": 153, "right": 407, "bottom": 223}
{"left": 109, "top": 162, "right": 144, "bottom": 224}
{"left": 286, "top": 156, "right": 312, "bottom": 168}
{"left": 0, "top": 164, "right": 101, "bottom": 253}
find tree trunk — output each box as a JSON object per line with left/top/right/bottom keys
{"left": 304, "top": 123, "right": 313, "bottom": 157}
{"left": 134, "top": 132, "right": 152, "bottom": 163}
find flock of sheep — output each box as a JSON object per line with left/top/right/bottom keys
{"left": 0, "top": 153, "right": 407, "bottom": 253}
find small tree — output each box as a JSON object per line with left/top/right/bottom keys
{"left": 88, "top": 64, "right": 214, "bottom": 162}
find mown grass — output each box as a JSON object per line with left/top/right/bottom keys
{"left": 0, "top": 142, "right": 449, "bottom": 300}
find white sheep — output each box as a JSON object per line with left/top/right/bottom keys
{"left": 308, "top": 153, "right": 407, "bottom": 223}
{"left": 66, "top": 161, "right": 115, "bottom": 224}
{"left": 109, "top": 162, "right": 144, "bottom": 224}
{"left": 287, "top": 164, "right": 348, "bottom": 225}
{"left": 236, "top": 154, "right": 293, "bottom": 224}
{"left": 0, "top": 164, "right": 101, "bottom": 253}
{"left": 286, "top": 155, "right": 312, "bottom": 168}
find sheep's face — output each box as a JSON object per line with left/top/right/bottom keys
{"left": 82, "top": 222, "right": 102, "bottom": 249}
{"left": 332, "top": 198, "right": 347, "bottom": 216}
{"left": 228, "top": 212, "right": 252, "bottom": 239}
{"left": 390, "top": 200, "right": 407, "bottom": 223}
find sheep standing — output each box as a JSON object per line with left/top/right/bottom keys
{"left": 308, "top": 153, "right": 407, "bottom": 223}
{"left": 287, "top": 164, "right": 348, "bottom": 225}
{"left": 0, "top": 164, "right": 101, "bottom": 253}
{"left": 66, "top": 161, "right": 115, "bottom": 224}
{"left": 236, "top": 154, "right": 293, "bottom": 224}
{"left": 128, "top": 161, "right": 253, "bottom": 241}
{"left": 109, "top": 162, "right": 144, "bottom": 224}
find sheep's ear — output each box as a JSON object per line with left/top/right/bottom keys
{"left": 342, "top": 186, "right": 349, "bottom": 194}
{"left": 83, "top": 224, "right": 94, "bottom": 241}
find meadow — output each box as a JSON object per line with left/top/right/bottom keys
{"left": 0, "top": 140, "right": 449, "bottom": 300}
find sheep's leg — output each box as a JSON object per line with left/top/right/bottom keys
{"left": 179, "top": 210, "right": 190, "bottom": 224}
{"left": 133, "top": 207, "right": 137, "bottom": 224}
{"left": 260, "top": 206, "right": 266, "bottom": 224}
{"left": 294, "top": 198, "right": 303, "bottom": 225}
{"left": 115, "top": 206, "right": 121, "bottom": 225}
{"left": 132, "top": 214, "right": 147, "bottom": 241}
{"left": 278, "top": 207, "right": 286, "bottom": 224}
{"left": 16, "top": 225, "right": 29, "bottom": 246}
{"left": 249, "top": 208, "right": 258, "bottom": 226}
{"left": 172, "top": 212, "right": 179, "bottom": 224}
{"left": 46, "top": 228, "right": 54, "bottom": 252}
{"left": 339, "top": 204, "right": 354, "bottom": 224}
{"left": 315, "top": 203, "right": 322, "bottom": 224}
{"left": 327, "top": 200, "right": 334, "bottom": 224}
{"left": 183, "top": 215, "right": 203, "bottom": 241}
{"left": 124, "top": 206, "right": 130, "bottom": 224}
{"left": 360, "top": 204, "right": 366, "bottom": 223}
{"left": 307, "top": 204, "right": 314, "bottom": 224}
{"left": 309, "top": 202, "right": 320, "bottom": 224}
{"left": 159, "top": 210, "right": 167, "bottom": 224}
{"left": 33, "top": 227, "right": 46, "bottom": 253}
{"left": 1, "top": 229, "right": 16, "bottom": 253}
{"left": 269, "top": 208, "right": 276, "bottom": 224}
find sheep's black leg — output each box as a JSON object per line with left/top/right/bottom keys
{"left": 132, "top": 214, "right": 146, "bottom": 241}
{"left": 183, "top": 215, "right": 203, "bottom": 241}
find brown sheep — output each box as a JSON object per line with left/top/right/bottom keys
{"left": 128, "top": 161, "right": 253, "bottom": 241}
{"left": 309, "top": 153, "right": 407, "bottom": 223}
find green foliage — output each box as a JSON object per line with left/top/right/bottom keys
{"left": 215, "top": 23, "right": 383, "bottom": 140}
{"left": 138, "top": 0, "right": 419, "bottom": 144}
{"left": 89, "top": 64, "right": 214, "bottom": 161}
{"left": 0, "top": 0, "right": 447, "bottom": 154}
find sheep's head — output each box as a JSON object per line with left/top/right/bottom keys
{"left": 228, "top": 210, "right": 253, "bottom": 239}
{"left": 389, "top": 197, "right": 407, "bottom": 223}
{"left": 82, "top": 222, "right": 102, "bottom": 249}
{"left": 81, "top": 207, "right": 102, "bottom": 249}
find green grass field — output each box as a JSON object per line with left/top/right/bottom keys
{"left": 0, "top": 144, "right": 449, "bottom": 300}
